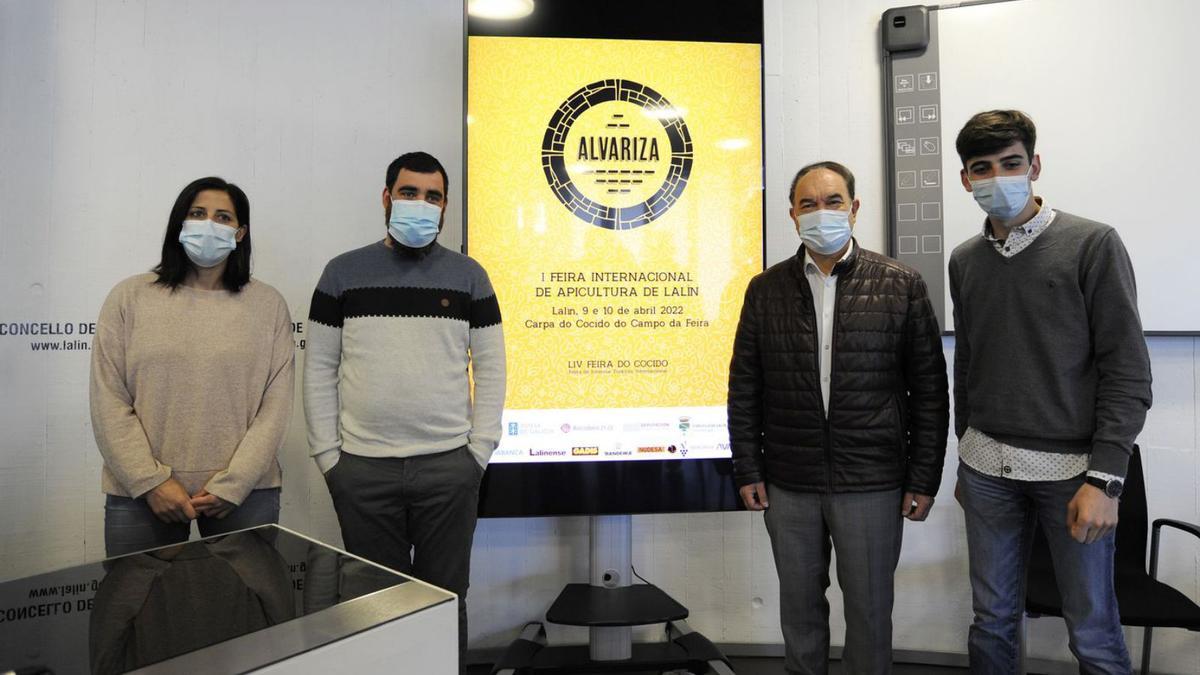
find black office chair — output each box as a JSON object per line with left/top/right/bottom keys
{"left": 1024, "top": 446, "right": 1200, "bottom": 674}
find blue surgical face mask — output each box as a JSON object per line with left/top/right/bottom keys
{"left": 179, "top": 219, "right": 238, "bottom": 268}
{"left": 969, "top": 170, "right": 1032, "bottom": 221}
{"left": 388, "top": 199, "right": 442, "bottom": 248}
{"left": 797, "top": 209, "right": 853, "bottom": 255}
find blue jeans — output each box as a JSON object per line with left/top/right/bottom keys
{"left": 104, "top": 487, "right": 281, "bottom": 558}
{"left": 957, "top": 462, "right": 1130, "bottom": 675}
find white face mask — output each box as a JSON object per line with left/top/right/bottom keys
{"left": 797, "top": 209, "right": 853, "bottom": 255}
{"left": 388, "top": 199, "right": 442, "bottom": 248}
{"left": 179, "top": 219, "right": 238, "bottom": 267}
{"left": 969, "top": 170, "right": 1032, "bottom": 221}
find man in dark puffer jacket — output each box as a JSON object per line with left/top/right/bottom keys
{"left": 727, "top": 161, "right": 948, "bottom": 675}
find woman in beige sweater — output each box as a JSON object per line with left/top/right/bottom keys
{"left": 90, "top": 177, "right": 294, "bottom": 557}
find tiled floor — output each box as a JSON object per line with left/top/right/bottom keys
{"left": 468, "top": 656, "right": 968, "bottom": 673}
{"left": 727, "top": 657, "right": 966, "bottom": 674}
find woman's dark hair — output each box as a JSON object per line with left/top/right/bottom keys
{"left": 153, "top": 176, "right": 252, "bottom": 292}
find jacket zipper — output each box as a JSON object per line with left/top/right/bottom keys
{"left": 823, "top": 278, "right": 842, "bottom": 494}
{"left": 802, "top": 255, "right": 839, "bottom": 494}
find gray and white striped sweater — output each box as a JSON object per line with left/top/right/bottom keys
{"left": 303, "top": 241, "right": 505, "bottom": 472}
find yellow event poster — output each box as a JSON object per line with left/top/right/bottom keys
{"left": 468, "top": 36, "right": 762, "bottom": 464}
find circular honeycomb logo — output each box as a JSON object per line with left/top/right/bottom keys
{"left": 541, "top": 79, "right": 692, "bottom": 230}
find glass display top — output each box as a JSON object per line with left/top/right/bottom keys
{"left": 0, "top": 525, "right": 446, "bottom": 674}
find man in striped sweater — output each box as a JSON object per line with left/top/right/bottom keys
{"left": 303, "top": 151, "right": 506, "bottom": 667}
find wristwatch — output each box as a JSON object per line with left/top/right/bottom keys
{"left": 1085, "top": 475, "right": 1124, "bottom": 499}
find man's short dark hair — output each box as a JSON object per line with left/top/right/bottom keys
{"left": 955, "top": 110, "right": 1037, "bottom": 165}
{"left": 385, "top": 151, "right": 449, "bottom": 194}
{"left": 154, "top": 176, "right": 251, "bottom": 293}
{"left": 788, "top": 161, "right": 856, "bottom": 204}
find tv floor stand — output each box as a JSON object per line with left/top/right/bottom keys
{"left": 491, "top": 515, "right": 734, "bottom": 674}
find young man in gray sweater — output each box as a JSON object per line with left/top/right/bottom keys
{"left": 949, "top": 110, "right": 1152, "bottom": 674}
{"left": 303, "top": 151, "right": 506, "bottom": 670}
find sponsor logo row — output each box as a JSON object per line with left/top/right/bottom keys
{"left": 494, "top": 443, "right": 732, "bottom": 459}
{"left": 507, "top": 419, "right": 726, "bottom": 436}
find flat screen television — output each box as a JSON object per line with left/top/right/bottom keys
{"left": 465, "top": 0, "right": 764, "bottom": 516}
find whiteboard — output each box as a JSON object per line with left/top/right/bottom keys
{"left": 935, "top": 0, "right": 1200, "bottom": 333}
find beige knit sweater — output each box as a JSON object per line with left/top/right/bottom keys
{"left": 90, "top": 273, "right": 294, "bottom": 504}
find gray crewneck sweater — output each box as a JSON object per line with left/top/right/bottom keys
{"left": 948, "top": 211, "right": 1152, "bottom": 477}
{"left": 303, "top": 241, "right": 506, "bottom": 471}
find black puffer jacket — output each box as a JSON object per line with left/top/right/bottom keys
{"left": 727, "top": 242, "right": 948, "bottom": 495}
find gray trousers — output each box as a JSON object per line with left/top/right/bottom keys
{"left": 324, "top": 446, "right": 482, "bottom": 670}
{"left": 763, "top": 485, "right": 904, "bottom": 675}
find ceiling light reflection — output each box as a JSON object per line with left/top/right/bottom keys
{"left": 467, "top": 0, "right": 534, "bottom": 20}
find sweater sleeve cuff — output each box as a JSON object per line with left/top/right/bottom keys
{"left": 313, "top": 448, "right": 342, "bottom": 474}
{"left": 1088, "top": 443, "right": 1130, "bottom": 480}
{"left": 467, "top": 440, "right": 493, "bottom": 468}
{"left": 128, "top": 465, "right": 173, "bottom": 499}
{"left": 202, "top": 473, "right": 253, "bottom": 507}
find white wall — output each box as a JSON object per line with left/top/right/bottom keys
{"left": 935, "top": 0, "right": 1200, "bottom": 332}
{"left": 1, "top": 1, "right": 1196, "bottom": 672}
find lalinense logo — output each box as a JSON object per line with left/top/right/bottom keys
{"left": 541, "top": 79, "right": 693, "bottom": 231}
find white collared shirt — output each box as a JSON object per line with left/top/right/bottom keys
{"left": 803, "top": 240, "right": 854, "bottom": 416}
{"left": 982, "top": 197, "right": 1055, "bottom": 257}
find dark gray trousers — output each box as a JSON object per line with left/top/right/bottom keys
{"left": 763, "top": 485, "right": 905, "bottom": 675}
{"left": 324, "top": 446, "right": 482, "bottom": 670}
